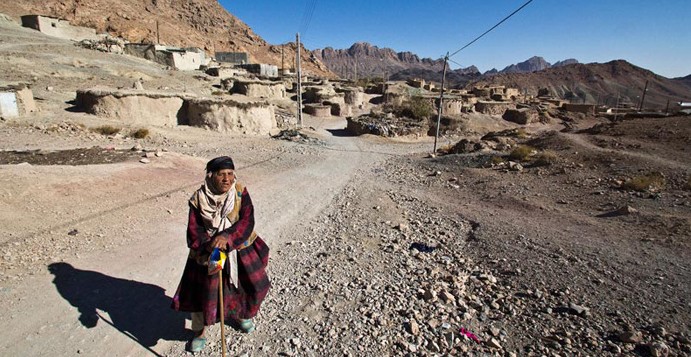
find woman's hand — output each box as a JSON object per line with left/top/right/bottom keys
{"left": 209, "top": 235, "right": 228, "bottom": 251}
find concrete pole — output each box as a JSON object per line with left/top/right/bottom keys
{"left": 433, "top": 53, "right": 449, "bottom": 154}
{"left": 296, "top": 33, "right": 303, "bottom": 128}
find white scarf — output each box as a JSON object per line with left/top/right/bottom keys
{"left": 194, "top": 177, "right": 239, "bottom": 287}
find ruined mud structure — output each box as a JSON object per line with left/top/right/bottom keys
{"left": 76, "top": 88, "right": 278, "bottom": 135}
{"left": 0, "top": 84, "right": 37, "bottom": 118}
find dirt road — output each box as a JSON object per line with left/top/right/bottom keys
{"left": 0, "top": 113, "right": 430, "bottom": 356}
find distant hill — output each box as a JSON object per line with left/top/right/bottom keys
{"left": 470, "top": 60, "right": 691, "bottom": 109}
{"left": 311, "top": 42, "right": 447, "bottom": 79}
{"left": 0, "top": 0, "right": 334, "bottom": 77}
{"left": 673, "top": 74, "right": 691, "bottom": 89}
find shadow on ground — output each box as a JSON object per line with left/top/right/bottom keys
{"left": 326, "top": 128, "right": 357, "bottom": 137}
{"left": 48, "top": 262, "right": 188, "bottom": 353}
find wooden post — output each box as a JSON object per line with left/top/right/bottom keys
{"left": 218, "top": 269, "right": 226, "bottom": 357}
{"left": 156, "top": 20, "right": 160, "bottom": 44}
{"left": 433, "top": 53, "right": 449, "bottom": 154}
{"left": 638, "top": 80, "right": 649, "bottom": 112}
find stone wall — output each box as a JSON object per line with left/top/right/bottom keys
{"left": 475, "top": 101, "right": 516, "bottom": 115}
{"left": 76, "top": 89, "right": 187, "bottom": 126}
{"left": 186, "top": 98, "right": 276, "bottom": 135}
{"left": 304, "top": 104, "right": 331, "bottom": 117}
{"left": 232, "top": 80, "right": 286, "bottom": 99}
{"left": 502, "top": 108, "right": 538, "bottom": 125}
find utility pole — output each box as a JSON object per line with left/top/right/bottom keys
{"left": 156, "top": 20, "right": 160, "bottom": 44}
{"left": 665, "top": 99, "right": 670, "bottom": 114}
{"left": 296, "top": 33, "right": 303, "bottom": 128}
{"left": 354, "top": 58, "right": 358, "bottom": 83}
{"left": 433, "top": 52, "right": 449, "bottom": 154}
{"left": 614, "top": 93, "right": 620, "bottom": 121}
{"left": 281, "top": 44, "right": 284, "bottom": 76}
{"left": 638, "top": 80, "right": 649, "bottom": 112}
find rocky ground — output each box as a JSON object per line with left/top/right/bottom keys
{"left": 1, "top": 15, "right": 690, "bottom": 357}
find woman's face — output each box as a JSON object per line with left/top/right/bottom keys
{"left": 211, "top": 169, "right": 235, "bottom": 194}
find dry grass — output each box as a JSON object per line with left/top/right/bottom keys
{"left": 437, "top": 144, "right": 454, "bottom": 155}
{"left": 490, "top": 156, "right": 505, "bottom": 166}
{"left": 91, "top": 125, "right": 121, "bottom": 136}
{"left": 516, "top": 128, "right": 529, "bottom": 139}
{"left": 533, "top": 150, "right": 558, "bottom": 166}
{"left": 130, "top": 128, "right": 150, "bottom": 139}
{"left": 622, "top": 172, "right": 666, "bottom": 192}
{"left": 508, "top": 145, "right": 535, "bottom": 162}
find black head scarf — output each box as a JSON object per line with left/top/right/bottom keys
{"left": 206, "top": 156, "right": 235, "bottom": 173}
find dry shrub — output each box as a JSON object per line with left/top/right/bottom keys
{"left": 508, "top": 145, "right": 535, "bottom": 162}
{"left": 622, "top": 172, "right": 665, "bottom": 192}
{"left": 516, "top": 128, "right": 529, "bottom": 139}
{"left": 437, "top": 144, "right": 454, "bottom": 155}
{"left": 490, "top": 156, "right": 505, "bottom": 166}
{"left": 533, "top": 150, "right": 558, "bottom": 166}
{"left": 130, "top": 128, "right": 150, "bottom": 139}
{"left": 92, "top": 125, "right": 121, "bottom": 136}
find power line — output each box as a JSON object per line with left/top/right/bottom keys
{"left": 448, "top": 58, "right": 464, "bottom": 68}
{"left": 449, "top": 0, "right": 534, "bottom": 58}
{"left": 299, "top": 0, "right": 318, "bottom": 36}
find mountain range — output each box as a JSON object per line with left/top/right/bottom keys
{"left": 1, "top": 1, "right": 688, "bottom": 109}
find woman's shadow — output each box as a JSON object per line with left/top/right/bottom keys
{"left": 48, "top": 262, "right": 188, "bottom": 354}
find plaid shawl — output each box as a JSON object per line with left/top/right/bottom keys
{"left": 172, "top": 186, "right": 270, "bottom": 323}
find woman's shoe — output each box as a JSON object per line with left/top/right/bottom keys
{"left": 189, "top": 337, "right": 207, "bottom": 352}
{"left": 239, "top": 319, "right": 255, "bottom": 333}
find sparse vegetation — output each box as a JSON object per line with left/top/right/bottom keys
{"left": 211, "top": 90, "right": 225, "bottom": 96}
{"left": 622, "top": 172, "right": 666, "bottom": 192}
{"left": 130, "top": 128, "right": 150, "bottom": 139}
{"left": 400, "top": 96, "right": 434, "bottom": 120}
{"left": 490, "top": 156, "right": 506, "bottom": 166}
{"left": 508, "top": 145, "right": 535, "bottom": 162}
{"left": 516, "top": 128, "right": 529, "bottom": 139}
{"left": 533, "top": 150, "right": 558, "bottom": 166}
{"left": 92, "top": 125, "right": 121, "bottom": 136}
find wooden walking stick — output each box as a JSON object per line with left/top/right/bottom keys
{"left": 218, "top": 268, "right": 226, "bottom": 357}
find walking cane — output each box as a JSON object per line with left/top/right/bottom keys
{"left": 211, "top": 248, "right": 228, "bottom": 357}
{"left": 218, "top": 269, "right": 227, "bottom": 357}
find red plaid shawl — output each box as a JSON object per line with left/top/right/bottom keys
{"left": 172, "top": 186, "right": 270, "bottom": 324}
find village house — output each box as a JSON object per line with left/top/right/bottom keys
{"left": 124, "top": 44, "right": 208, "bottom": 71}
{"left": 20, "top": 15, "right": 98, "bottom": 42}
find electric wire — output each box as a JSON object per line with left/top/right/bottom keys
{"left": 449, "top": 0, "right": 534, "bottom": 59}
{"left": 299, "top": 0, "right": 318, "bottom": 36}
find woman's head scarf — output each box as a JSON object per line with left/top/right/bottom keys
{"left": 206, "top": 156, "right": 235, "bottom": 173}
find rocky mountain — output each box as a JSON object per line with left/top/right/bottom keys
{"left": 389, "top": 67, "right": 482, "bottom": 88}
{"left": 500, "top": 56, "right": 551, "bottom": 74}
{"left": 470, "top": 60, "right": 691, "bottom": 109}
{"left": 312, "top": 42, "right": 446, "bottom": 80}
{"left": 0, "top": 0, "right": 333, "bottom": 77}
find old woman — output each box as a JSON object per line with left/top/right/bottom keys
{"left": 172, "top": 156, "right": 270, "bottom": 352}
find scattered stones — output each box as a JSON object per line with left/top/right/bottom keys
{"left": 619, "top": 330, "right": 644, "bottom": 344}
{"left": 568, "top": 302, "right": 589, "bottom": 316}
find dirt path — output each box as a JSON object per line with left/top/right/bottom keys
{"left": 0, "top": 114, "right": 428, "bottom": 356}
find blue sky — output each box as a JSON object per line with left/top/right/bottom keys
{"left": 221, "top": 0, "right": 691, "bottom": 78}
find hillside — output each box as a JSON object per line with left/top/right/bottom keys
{"left": 0, "top": 0, "right": 334, "bottom": 77}
{"left": 470, "top": 60, "right": 691, "bottom": 109}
